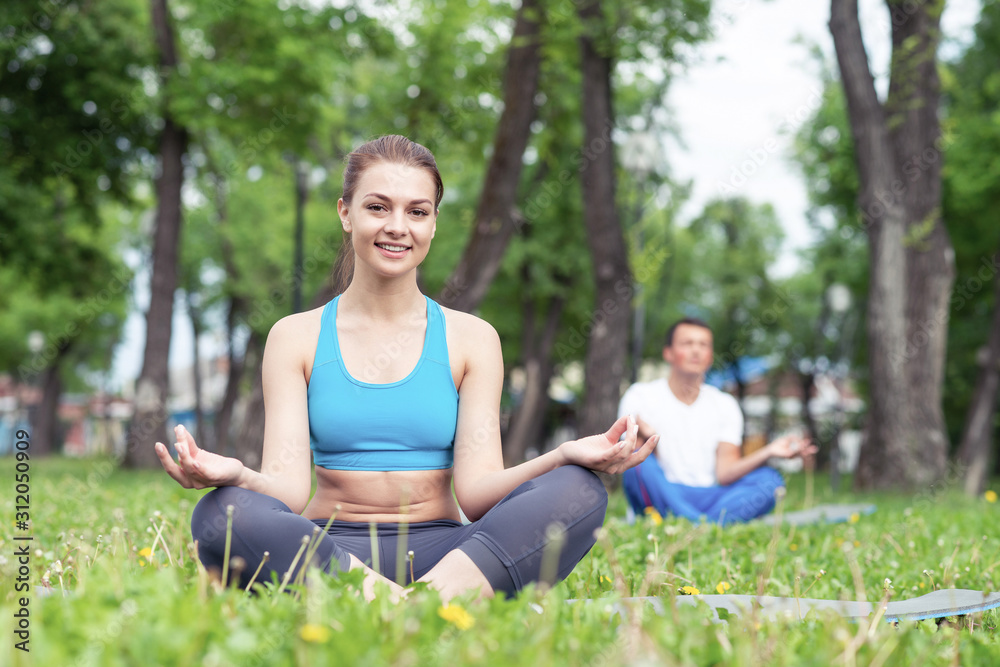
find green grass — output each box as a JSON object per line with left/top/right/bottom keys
{"left": 2, "top": 457, "right": 998, "bottom": 666}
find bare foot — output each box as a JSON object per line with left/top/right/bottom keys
{"left": 418, "top": 549, "right": 494, "bottom": 604}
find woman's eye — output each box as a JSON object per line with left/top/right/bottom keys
{"left": 367, "top": 203, "right": 386, "bottom": 212}
{"left": 411, "top": 209, "right": 429, "bottom": 217}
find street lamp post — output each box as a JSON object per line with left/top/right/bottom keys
{"left": 825, "top": 283, "right": 853, "bottom": 492}
{"left": 622, "top": 132, "right": 660, "bottom": 384}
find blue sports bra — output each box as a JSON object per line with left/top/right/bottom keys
{"left": 307, "top": 295, "right": 459, "bottom": 471}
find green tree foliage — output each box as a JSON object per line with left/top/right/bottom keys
{"left": 681, "top": 198, "right": 786, "bottom": 394}
{"left": 792, "top": 6, "right": 1000, "bottom": 476}
{"left": 0, "top": 0, "right": 147, "bottom": 396}
{"left": 941, "top": 0, "right": 1000, "bottom": 449}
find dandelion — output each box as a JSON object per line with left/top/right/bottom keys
{"left": 716, "top": 581, "right": 731, "bottom": 595}
{"left": 985, "top": 490, "right": 998, "bottom": 503}
{"left": 679, "top": 586, "right": 700, "bottom": 595}
{"left": 299, "top": 624, "right": 332, "bottom": 643}
{"left": 849, "top": 513, "right": 860, "bottom": 524}
{"left": 439, "top": 604, "right": 475, "bottom": 630}
{"left": 644, "top": 506, "right": 663, "bottom": 526}
{"left": 790, "top": 543, "right": 798, "bottom": 552}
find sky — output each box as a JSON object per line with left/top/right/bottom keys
{"left": 665, "top": 0, "right": 981, "bottom": 275}
{"left": 107, "top": 0, "right": 983, "bottom": 394}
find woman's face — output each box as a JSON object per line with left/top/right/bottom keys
{"left": 338, "top": 161, "right": 438, "bottom": 281}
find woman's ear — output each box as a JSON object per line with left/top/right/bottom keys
{"left": 337, "top": 198, "right": 352, "bottom": 232}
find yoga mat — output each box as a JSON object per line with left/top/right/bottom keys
{"left": 573, "top": 589, "right": 1000, "bottom": 623}
{"left": 757, "top": 502, "right": 877, "bottom": 526}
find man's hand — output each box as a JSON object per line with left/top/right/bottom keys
{"left": 766, "top": 434, "right": 817, "bottom": 461}
{"left": 635, "top": 415, "right": 657, "bottom": 445}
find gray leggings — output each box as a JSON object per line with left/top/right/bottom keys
{"left": 191, "top": 466, "right": 608, "bottom": 597}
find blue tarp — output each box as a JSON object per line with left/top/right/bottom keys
{"left": 704, "top": 356, "right": 771, "bottom": 389}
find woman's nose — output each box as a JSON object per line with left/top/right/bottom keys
{"left": 383, "top": 210, "right": 407, "bottom": 234}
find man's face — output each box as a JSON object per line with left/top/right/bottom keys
{"left": 663, "top": 324, "right": 714, "bottom": 376}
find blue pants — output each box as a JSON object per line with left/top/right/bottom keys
{"left": 191, "top": 465, "right": 607, "bottom": 597}
{"left": 623, "top": 455, "right": 784, "bottom": 525}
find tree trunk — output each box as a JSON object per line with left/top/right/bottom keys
{"left": 957, "top": 250, "right": 1000, "bottom": 495}
{"left": 232, "top": 331, "right": 266, "bottom": 470}
{"left": 215, "top": 296, "right": 247, "bottom": 457}
{"left": 886, "top": 1, "right": 954, "bottom": 481}
{"left": 763, "top": 365, "right": 781, "bottom": 442}
{"left": 125, "top": 0, "right": 188, "bottom": 467}
{"left": 830, "top": 0, "right": 947, "bottom": 489}
{"left": 30, "top": 341, "right": 70, "bottom": 457}
{"left": 799, "top": 370, "right": 819, "bottom": 455}
{"left": 292, "top": 157, "right": 308, "bottom": 314}
{"left": 437, "top": 0, "right": 543, "bottom": 312}
{"left": 576, "top": 0, "right": 631, "bottom": 439}
{"left": 187, "top": 290, "right": 207, "bottom": 450}
{"left": 504, "top": 294, "right": 566, "bottom": 466}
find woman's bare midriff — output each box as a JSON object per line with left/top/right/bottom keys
{"left": 302, "top": 466, "right": 461, "bottom": 524}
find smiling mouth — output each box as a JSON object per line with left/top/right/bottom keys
{"left": 376, "top": 242, "right": 410, "bottom": 252}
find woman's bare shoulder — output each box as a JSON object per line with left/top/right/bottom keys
{"left": 439, "top": 305, "right": 500, "bottom": 344}
{"left": 265, "top": 303, "right": 327, "bottom": 374}
{"left": 439, "top": 305, "right": 502, "bottom": 377}
{"left": 269, "top": 304, "right": 325, "bottom": 340}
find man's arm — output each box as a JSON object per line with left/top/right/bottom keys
{"left": 635, "top": 416, "right": 656, "bottom": 444}
{"left": 618, "top": 384, "right": 658, "bottom": 450}
{"left": 715, "top": 435, "right": 816, "bottom": 486}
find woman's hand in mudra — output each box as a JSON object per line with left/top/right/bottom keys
{"left": 155, "top": 424, "right": 244, "bottom": 490}
{"left": 558, "top": 414, "right": 659, "bottom": 475}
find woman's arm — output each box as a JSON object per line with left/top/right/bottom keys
{"left": 451, "top": 317, "right": 657, "bottom": 521}
{"left": 156, "top": 316, "right": 315, "bottom": 514}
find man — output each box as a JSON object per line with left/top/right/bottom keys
{"left": 620, "top": 318, "right": 816, "bottom": 524}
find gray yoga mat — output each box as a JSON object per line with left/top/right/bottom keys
{"left": 757, "top": 502, "right": 877, "bottom": 526}
{"left": 576, "top": 589, "right": 1000, "bottom": 623}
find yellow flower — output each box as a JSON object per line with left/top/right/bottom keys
{"left": 849, "top": 513, "right": 860, "bottom": 524}
{"left": 644, "top": 506, "right": 663, "bottom": 526}
{"left": 600, "top": 575, "right": 612, "bottom": 585}
{"left": 299, "top": 624, "right": 331, "bottom": 643}
{"left": 438, "top": 604, "right": 475, "bottom": 630}
{"left": 679, "top": 586, "right": 700, "bottom": 595}
{"left": 985, "top": 490, "right": 998, "bottom": 503}
{"left": 853, "top": 540, "right": 860, "bottom": 547}
{"left": 138, "top": 547, "right": 152, "bottom": 558}
{"left": 716, "top": 581, "right": 731, "bottom": 595}
{"left": 790, "top": 543, "right": 798, "bottom": 552}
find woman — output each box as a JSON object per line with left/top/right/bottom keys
{"left": 155, "top": 135, "right": 659, "bottom": 601}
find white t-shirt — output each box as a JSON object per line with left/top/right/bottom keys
{"left": 618, "top": 378, "right": 743, "bottom": 487}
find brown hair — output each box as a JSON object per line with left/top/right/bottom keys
{"left": 332, "top": 135, "right": 444, "bottom": 294}
{"left": 664, "top": 317, "right": 712, "bottom": 347}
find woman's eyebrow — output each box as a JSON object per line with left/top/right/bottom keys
{"left": 362, "top": 192, "right": 433, "bottom": 207}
